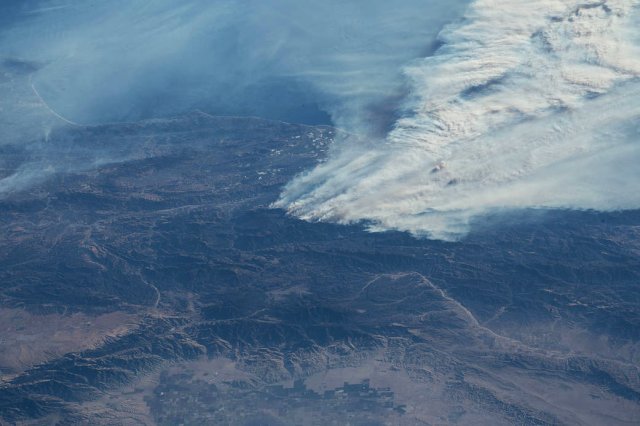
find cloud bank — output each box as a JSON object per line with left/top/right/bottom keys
{"left": 276, "top": 0, "right": 640, "bottom": 239}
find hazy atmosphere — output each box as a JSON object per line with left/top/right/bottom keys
{"left": 1, "top": 1, "right": 639, "bottom": 425}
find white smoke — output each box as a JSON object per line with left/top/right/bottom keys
{"left": 276, "top": 0, "right": 640, "bottom": 240}
{"left": 2, "top": 0, "right": 639, "bottom": 232}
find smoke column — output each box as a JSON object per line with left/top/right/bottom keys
{"left": 276, "top": 0, "right": 640, "bottom": 239}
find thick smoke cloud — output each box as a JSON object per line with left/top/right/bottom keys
{"left": 2, "top": 0, "right": 638, "bottom": 241}
{"left": 277, "top": 0, "right": 640, "bottom": 239}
